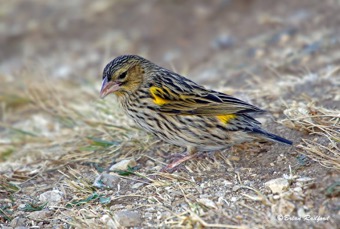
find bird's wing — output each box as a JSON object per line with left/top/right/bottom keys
{"left": 149, "top": 80, "right": 265, "bottom": 116}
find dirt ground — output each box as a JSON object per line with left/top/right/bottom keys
{"left": 0, "top": 0, "right": 339, "bottom": 228}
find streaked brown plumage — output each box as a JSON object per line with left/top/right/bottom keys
{"left": 100, "top": 55, "right": 292, "bottom": 169}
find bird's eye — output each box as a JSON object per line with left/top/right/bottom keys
{"left": 118, "top": 71, "right": 128, "bottom": 80}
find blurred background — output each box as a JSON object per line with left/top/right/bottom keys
{"left": 1, "top": 0, "right": 339, "bottom": 87}
{"left": 1, "top": 1, "right": 339, "bottom": 227}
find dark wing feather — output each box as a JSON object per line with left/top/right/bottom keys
{"left": 150, "top": 72, "right": 265, "bottom": 116}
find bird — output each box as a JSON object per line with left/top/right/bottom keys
{"left": 100, "top": 55, "right": 292, "bottom": 172}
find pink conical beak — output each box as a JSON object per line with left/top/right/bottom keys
{"left": 100, "top": 77, "right": 120, "bottom": 98}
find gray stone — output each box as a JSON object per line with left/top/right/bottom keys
{"left": 131, "top": 182, "right": 144, "bottom": 189}
{"left": 93, "top": 172, "right": 120, "bottom": 189}
{"left": 100, "top": 214, "right": 117, "bottom": 228}
{"left": 114, "top": 210, "right": 142, "bottom": 227}
{"left": 265, "top": 178, "right": 289, "bottom": 194}
{"left": 1, "top": 226, "right": 14, "bottom": 229}
{"left": 27, "top": 209, "right": 52, "bottom": 220}
{"left": 1, "top": 227, "right": 13, "bottom": 229}
{"left": 109, "top": 159, "right": 137, "bottom": 171}
{"left": 10, "top": 217, "right": 26, "bottom": 228}
{"left": 197, "top": 198, "right": 217, "bottom": 209}
{"left": 39, "top": 190, "right": 63, "bottom": 206}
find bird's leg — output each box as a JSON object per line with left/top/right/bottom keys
{"left": 160, "top": 146, "right": 200, "bottom": 173}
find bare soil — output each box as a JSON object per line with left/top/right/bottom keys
{"left": 0, "top": 0, "right": 339, "bottom": 228}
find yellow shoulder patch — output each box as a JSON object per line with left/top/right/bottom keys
{"left": 216, "top": 114, "right": 236, "bottom": 124}
{"left": 150, "top": 86, "right": 169, "bottom": 106}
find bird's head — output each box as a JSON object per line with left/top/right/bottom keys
{"left": 100, "top": 55, "right": 151, "bottom": 98}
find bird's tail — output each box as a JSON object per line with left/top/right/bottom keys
{"left": 252, "top": 128, "right": 293, "bottom": 145}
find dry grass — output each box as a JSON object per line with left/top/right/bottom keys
{"left": 1, "top": 66, "right": 338, "bottom": 228}
{"left": 283, "top": 102, "right": 339, "bottom": 170}
{"left": 1, "top": 1, "right": 339, "bottom": 227}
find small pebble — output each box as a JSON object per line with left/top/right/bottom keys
{"left": 198, "top": 198, "right": 217, "bottom": 209}
{"left": 27, "top": 210, "right": 52, "bottom": 220}
{"left": 265, "top": 178, "right": 289, "bottom": 194}
{"left": 109, "top": 159, "right": 137, "bottom": 171}
{"left": 93, "top": 172, "right": 120, "bottom": 189}
{"left": 131, "top": 182, "right": 144, "bottom": 189}
{"left": 100, "top": 214, "right": 116, "bottom": 228}
{"left": 39, "top": 190, "right": 63, "bottom": 206}
{"left": 114, "top": 210, "right": 142, "bottom": 227}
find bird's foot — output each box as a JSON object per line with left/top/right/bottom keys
{"left": 160, "top": 153, "right": 200, "bottom": 173}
